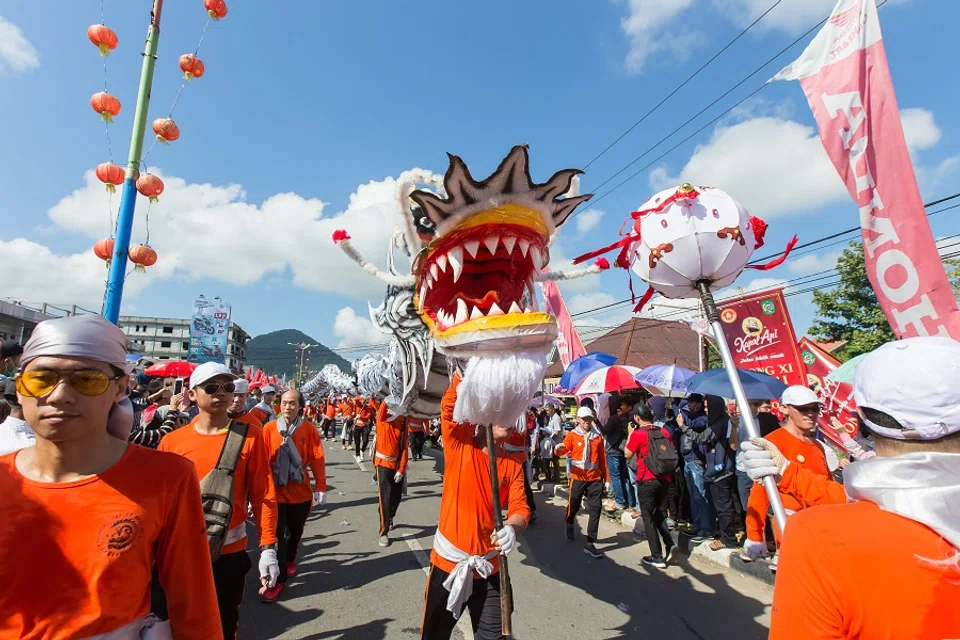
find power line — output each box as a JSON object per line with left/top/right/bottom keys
{"left": 583, "top": 0, "right": 783, "bottom": 170}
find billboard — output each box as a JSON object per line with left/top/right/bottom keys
{"left": 717, "top": 288, "right": 806, "bottom": 387}
{"left": 188, "top": 295, "right": 231, "bottom": 365}
{"left": 799, "top": 337, "right": 858, "bottom": 447}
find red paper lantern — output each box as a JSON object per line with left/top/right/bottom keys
{"left": 93, "top": 237, "right": 115, "bottom": 266}
{"left": 87, "top": 24, "right": 118, "bottom": 56}
{"left": 95, "top": 162, "right": 125, "bottom": 193}
{"left": 204, "top": 0, "right": 228, "bottom": 20}
{"left": 179, "top": 54, "right": 205, "bottom": 80}
{"left": 129, "top": 244, "right": 158, "bottom": 272}
{"left": 152, "top": 118, "right": 180, "bottom": 144}
{"left": 91, "top": 91, "right": 121, "bottom": 123}
{"left": 136, "top": 174, "right": 164, "bottom": 202}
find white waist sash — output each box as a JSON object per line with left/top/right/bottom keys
{"left": 375, "top": 451, "right": 397, "bottom": 462}
{"left": 224, "top": 522, "right": 247, "bottom": 546}
{"left": 81, "top": 615, "right": 171, "bottom": 640}
{"left": 432, "top": 529, "right": 498, "bottom": 619}
{"left": 503, "top": 443, "right": 526, "bottom": 453}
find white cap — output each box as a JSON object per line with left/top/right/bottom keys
{"left": 780, "top": 385, "right": 820, "bottom": 407}
{"left": 233, "top": 379, "right": 249, "bottom": 394}
{"left": 261, "top": 385, "right": 276, "bottom": 393}
{"left": 190, "top": 362, "right": 237, "bottom": 390}
{"left": 576, "top": 406, "right": 595, "bottom": 419}
{"left": 854, "top": 336, "right": 960, "bottom": 440}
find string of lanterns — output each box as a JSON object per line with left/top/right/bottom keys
{"left": 90, "top": 1, "right": 228, "bottom": 274}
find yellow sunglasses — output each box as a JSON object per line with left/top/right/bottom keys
{"left": 15, "top": 369, "right": 123, "bottom": 398}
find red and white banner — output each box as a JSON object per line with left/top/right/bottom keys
{"left": 772, "top": 0, "right": 960, "bottom": 340}
{"left": 540, "top": 281, "right": 587, "bottom": 369}
{"left": 717, "top": 288, "right": 806, "bottom": 386}
{"left": 799, "top": 338, "right": 858, "bottom": 447}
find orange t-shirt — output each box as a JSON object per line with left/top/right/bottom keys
{"left": 373, "top": 403, "right": 408, "bottom": 474}
{"left": 771, "top": 500, "right": 960, "bottom": 639}
{"left": 324, "top": 402, "right": 337, "bottom": 420}
{"left": 159, "top": 418, "right": 278, "bottom": 554}
{"left": 262, "top": 419, "right": 326, "bottom": 504}
{"left": 407, "top": 418, "right": 427, "bottom": 433}
{"left": 339, "top": 402, "right": 355, "bottom": 419}
{"left": 430, "top": 376, "right": 530, "bottom": 577}
{"left": 249, "top": 406, "right": 274, "bottom": 426}
{"left": 232, "top": 410, "right": 263, "bottom": 431}
{"left": 500, "top": 430, "right": 529, "bottom": 465}
{"left": 747, "top": 427, "right": 831, "bottom": 542}
{"left": 0, "top": 446, "right": 222, "bottom": 640}
{"left": 356, "top": 403, "right": 375, "bottom": 427}
{"left": 560, "top": 428, "right": 607, "bottom": 482}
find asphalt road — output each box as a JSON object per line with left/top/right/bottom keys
{"left": 237, "top": 438, "right": 772, "bottom": 639}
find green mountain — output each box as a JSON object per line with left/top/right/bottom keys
{"left": 245, "top": 329, "right": 351, "bottom": 381}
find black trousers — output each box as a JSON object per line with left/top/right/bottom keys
{"left": 635, "top": 478, "right": 674, "bottom": 559}
{"left": 708, "top": 475, "right": 740, "bottom": 547}
{"left": 666, "top": 476, "right": 681, "bottom": 521}
{"left": 411, "top": 431, "right": 426, "bottom": 458}
{"left": 421, "top": 565, "right": 512, "bottom": 640}
{"left": 276, "top": 500, "right": 311, "bottom": 584}
{"left": 354, "top": 424, "right": 371, "bottom": 456}
{"left": 522, "top": 463, "right": 536, "bottom": 515}
{"left": 212, "top": 550, "right": 252, "bottom": 640}
{"left": 377, "top": 465, "right": 403, "bottom": 536}
{"left": 319, "top": 417, "right": 335, "bottom": 439}
{"left": 566, "top": 478, "right": 602, "bottom": 542}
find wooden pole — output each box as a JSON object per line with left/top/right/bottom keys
{"left": 484, "top": 423, "right": 512, "bottom": 636}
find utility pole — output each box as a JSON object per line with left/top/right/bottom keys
{"left": 289, "top": 342, "right": 314, "bottom": 388}
{"left": 103, "top": 0, "right": 164, "bottom": 323}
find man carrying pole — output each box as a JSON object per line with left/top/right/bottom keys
{"left": 373, "top": 401, "right": 409, "bottom": 548}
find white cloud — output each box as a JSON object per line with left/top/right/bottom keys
{"left": 786, "top": 249, "right": 842, "bottom": 275}
{"left": 331, "top": 307, "right": 385, "bottom": 349}
{"left": 575, "top": 209, "right": 605, "bottom": 234}
{"left": 901, "top": 108, "right": 941, "bottom": 154}
{"left": 620, "top": 0, "right": 703, "bottom": 74}
{"left": 0, "top": 17, "right": 39, "bottom": 73}
{"left": 713, "top": 0, "right": 837, "bottom": 33}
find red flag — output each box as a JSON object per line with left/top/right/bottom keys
{"left": 245, "top": 367, "right": 252, "bottom": 381}
{"left": 539, "top": 281, "right": 587, "bottom": 369}
{"left": 772, "top": 0, "right": 960, "bottom": 339}
{"left": 799, "top": 338, "right": 859, "bottom": 447}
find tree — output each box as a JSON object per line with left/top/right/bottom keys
{"left": 810, "top": 241, "right": 960, "bottom": 361}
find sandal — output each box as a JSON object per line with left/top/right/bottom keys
{"left": 708, "top": 539, "right": 733, "bottom": 551}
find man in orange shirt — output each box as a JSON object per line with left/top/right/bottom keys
{"left": 249, "top": 384, "right": 277, "bottom": 425}
{"left": 422, "top": 375, "right": 530, "bottom": 639}
{"left": 354, "top": 395, "right": 376, "bottom": 462}
{"left": 159, "top": 362, "right": 279, "bottom": 640}
{"left": 373, "top": 401, "right": 408, "bottom": 547}
{"left": 501, "top": 411, "right": 538, "bottom": 524}
{"left": 227, "top": 379, "right": 263, "bottom": 430}
{"left": 0, "top": 314, "right": 221, "bottom": 639}
{"left": 740, "top": 337, "right": 960, "bottom": 639}
{"left": 262, "top": 390, "right": 326, "bottom": 601}
{"left": 408, "top": 416, "right": 428, "bottom": 460}
{"left": 320, "top": 396, "right": 338, "bottom": 440}
{"left": 339, "top": 396, "right": 355, "bottom": 450}
{"left": 555, "top": 406, "right": 608, "bottom": 559}
{"left": 742, "top": 385, "right": 833, "bottom": 563}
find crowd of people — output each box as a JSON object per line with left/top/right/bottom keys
{"left": 0, "top": 314, "right": 957, "bottom": 638}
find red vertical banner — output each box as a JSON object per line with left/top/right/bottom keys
{"left": 540, "top": 281, "right": 587, "bottom": 369}
{"left": 717, "top": 288, "right": 806, "bottom": 386}
{"left": 799, "top": 338, "right": 859, "bottom": 447}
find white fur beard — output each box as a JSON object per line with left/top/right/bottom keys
{"left": 453, "top": 351, "right": 548, "bottom": 428}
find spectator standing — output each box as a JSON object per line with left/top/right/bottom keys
{"left": 677, "top": 394, "right": 714, "bottom": 541}
{"left": 599, "top": 395, "right": 636, "bottom": 513}
{"left": 1, "top": 339, "right": 23, "bottom": 376}
{"left": 732, "top": 399, "right": 773, "bottom": 515}
{"left": 0, "top": 379, "right": 33, "bottom": 455}
{"left": 701, "top": 395, "right": 739, "bottom": 550}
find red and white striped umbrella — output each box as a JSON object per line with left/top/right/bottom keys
{"left": 572, "top": 365, "right": 643, "bottom": 395}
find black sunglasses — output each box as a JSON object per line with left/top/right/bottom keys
{"left": 198, "top": 381, "right": 236, "bottom": 395}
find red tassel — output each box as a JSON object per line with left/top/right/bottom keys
{"left": 332, "top": 229, "right": 351, "bottom": 243}
{"left": 750, "top": 216, "right": 768, "bottom": 249}
{"left": 573, "top": 234, "right": 635, "bottom": 265}
{"left": 632, "top": 286, "right": 655, "bottom": 313}
{"left": 631, "top": 185, "right": 700, "bottom": 219}
{"left": 595, "top": 257, "right": 610, "bottom": 270}
{"left": 746, "top": 235, "right": 798, "bottom": 271}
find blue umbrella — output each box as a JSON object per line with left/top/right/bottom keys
{"left": 557, "top": 352, "right": 617, "bottom": 392}
{"left": 685, "top": 368, "right": 788, "bottom": 400}
{"left": 635, "top": 364, "right": 695, "bottom": 396}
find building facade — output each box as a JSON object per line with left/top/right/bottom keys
{"left": 119, "top": 315, "right": 249, "bottom": 372}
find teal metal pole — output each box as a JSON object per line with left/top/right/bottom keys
{"left": 103, "top": 0, "right": 164, "bottom": 324}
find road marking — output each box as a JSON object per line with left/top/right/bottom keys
{"left": 401, "top": 531, "right": 471, "bottom": 639}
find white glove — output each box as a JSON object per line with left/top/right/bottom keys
{"left": 492, "top": 524, "right": 517, "bottom": 556}
{"left": 259, "top": 548, "right": 280, "bottom": 588}
{"left": 741, "top": 438, "right": 789, "bottom": 483}
{"left": 393, "top": 471, "right": 404, "bottom": 484}
{"left": 313, "top": 491, "right": 326, "bottom": 506}
{"left": 742, "top": 538, "right": 768, "bottom": 561}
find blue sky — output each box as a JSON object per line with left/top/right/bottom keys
{"left": 1, "top": 0, "right": 958, "bottom": 358}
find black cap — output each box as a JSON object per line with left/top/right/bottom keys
{"left": 1, "top": 340, "right": 23, "bottom": 360}
{"left": 3, "top": 378, "right": 16, "bottom": 401}
{"left": 687, "top": 393, "right": 704, "bottom": 403}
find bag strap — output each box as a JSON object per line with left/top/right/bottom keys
{"left": 214, "top": 420, "right": 249, "bottom": 474}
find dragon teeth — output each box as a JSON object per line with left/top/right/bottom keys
{"left": 419, "top": 284, "right": 427, "bottom": 302}
{"left": 463, "top": 240, "right": 480, "bottom": 259}
{"left": 448, "top": 246, "right": 464, "bottom": 282}
{"left": 430, "top": 263, "right": 439, "bottom": 280}
{"left": 502, "top": 236, "right": 517, "bottom": 254}
{"left": 470, "top": 305, "right": 483, "bottom": 320}
{"left": 487, "top": 302, "right": 504, "bottom": 316}
{"left": 483, "top": 235, "right": 499, "bottom": 255}
{"left": 518, "top": 238, "right": 530, "bottom": 258}
{"left": 455, "top": 299, "right": 468, "bottom": 325}
{"left": 508, "top": 301, "right": 522, "bottom": 314}
{"left": 436, "top": 254, "right": 448, "bottom": 272}
{"left": 530, "top": 246, "right": 543, "bottom": 271}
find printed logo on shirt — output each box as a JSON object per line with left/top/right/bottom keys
{"left": 97, "top": 514, "right": 144, "bottom": 557}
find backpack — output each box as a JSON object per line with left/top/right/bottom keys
{"left": 643, "top": 425, "right": 679, "bottom": 477}
{"left": 199, "top": 420, "right": 249, "bottom": 562}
